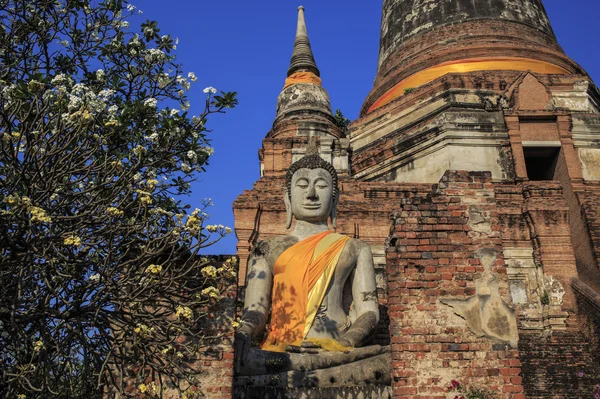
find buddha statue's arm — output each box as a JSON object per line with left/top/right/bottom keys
{"left": 235, "top": 243, "right": 273, "bottom": 371}
{"left": 338, "top": 242, "right": 380, "bottom": 348}
{"left": 241, "top": 248, "right": 273, "bottom": 335}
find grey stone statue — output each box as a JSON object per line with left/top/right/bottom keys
{"left": 234, "top": 142, "right": 391, "bottom": 390}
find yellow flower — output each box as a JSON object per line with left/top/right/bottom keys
{"left": 17, "top": 395, "right": 25, "bottom": 399}
{"left": 134, "top": 324, "right": 152, "bottom": 336}
{"left": 11, "top": 131, "right": 20, "bottom": 139}
{"left": 132, "top": 145, "right": 146, "bottom": 157}
{"left": 201, "top": 286, "right": 220, "bottom": 300}
{"left": 106, "top": 207, "right": 124, "bottom": 217}
{"left": 138, "top": 383, "right": 147, "bottom": 393}
{"left": 185, "top": 215, "right": 200, "bottom": 230}
{"left": 3, "top": 194, "right": 18, "bottom": 205}
{"left": 175, "top": 305, "right": 193, "bottom": 321}
{"left": 176, "top": 351, "right": 184, "bottom": 358}
{"left": 201, "top": 266, "right": 217, "bottom": 279}
{"left": 145, "top": 264, "right": 162, "bottom": 275}
{"left": 147, "top": 381, "right": 159, "bottom": 395}
{"left": 109, "top": 159, "right": 123, "bottom": 169}
{"left": 30, "top": 206, "right": 52, "bottom": 223}
{"left": 139, "top": 195, "right": 152, "bottom": 205}
{"left": 105, "top": 119, "right": 119, "bottom": 127}
{"left": 161, "top": 345, "right": 172, "bottom": 354}
{"left": 146, "top": 179, "right": 159, "bottom": 190}
{"left": 206, "top": 224, "right": 218, "bottom": 233}
{"left": 63, "top": 235, "right": 82, "bottom": 247}
{"left": 225, "top": 227, "right": 233, "bottom": 234}
{"left": 21, "top": 196, "right": 31, "bottom": 205}
{"left": 33, "top": 340, "right": 44, "bottom": 352}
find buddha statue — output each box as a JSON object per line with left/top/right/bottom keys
{"left": 234, "top": 142, "right": 391, "bottom": 390}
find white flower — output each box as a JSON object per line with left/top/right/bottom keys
{"left": 96, "top": 69, "right": 105, "bottom": 80}
{"left": 107, "top": 105, "right": 118, "bottom": 115}
{"left": 203, "top": 86, "right": 217, "bottom": 94}
{"left": 51, "top": 73, "right": 72, "bottom": 87}
{"left": 134, "top": 173, "right": 143, "bottom": 182}
{"left": 200, "top": 146, "right": 214, "bottom": 156}
{"left": 188, "top": 72, "right": 197, "bottom": 82}
{"left": 147, "top": 132, "right": 159, "bottom": 143}
{"left": 143, "top": 98, "right": 157, "bottom": 108}
{"left": 120, "top": 21, "right": 129, "bottom": 29}
{"left": 126, "top": 4, "right": 136, "bottom": 12}
{"left": 181, "top": 101, "right": 190, "bottom": 111}
{"left": 187, "top": 150, "right": 198, "bottom": 164}
{"left": 181, "top": 163, "right": 192, "bottom": 173}
{"left": 98, "top": 89, "right": 115, "bottom": 100}
{"left": 144, "top": 48, "right": 166, "bottom": 63}
{"left": 143, "top": 25, "right": 155, "bottom": 37}
{"left": 60, "top": 40, "right": 69, "bottom": 47}
{"left": 176, "top": 75, "right": 190, "bottom": 91}
{"left": 169, "top": 109, "right": 179, "bottom": 117}
{"left": 89, "top": 273, "right": 100, "bottom": 283}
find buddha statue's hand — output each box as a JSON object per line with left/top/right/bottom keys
{"left": 234, "top": 322, "right": 255, "bottom": 372}
{"left": 335, "top": 336, "right": 354, "bottom": 348}
{"left": 285, "top": 341, "right": 322, "bottom": 354}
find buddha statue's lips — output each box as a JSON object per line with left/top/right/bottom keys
{"left": 302, "top": 204, "right": 321, "bottom": 209}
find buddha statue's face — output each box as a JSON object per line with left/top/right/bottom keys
{"left": 290, "top": 168, "right": 334, "bottom": 223}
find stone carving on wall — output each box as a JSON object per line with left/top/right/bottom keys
{"left": 234, "top": 141, "right": 391, "bottom": 393}
{"left": 544, "top": 276, "right": 566, "bottom": 307}
{"left": 441, "top": 248, "right": 519, "bottom": 348}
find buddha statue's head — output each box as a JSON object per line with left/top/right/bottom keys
{"left": 284, "top": 141, "right": 339, "bottom": 229}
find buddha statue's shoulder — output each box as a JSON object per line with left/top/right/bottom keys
{"left": 341, "top": 236, "right": 373, "bottom": 256}
{"left": 250, "top": 235, "right": 300, "bottom": 268}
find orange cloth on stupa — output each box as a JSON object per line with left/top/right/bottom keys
{"left": 283, "top": 71, "right": 322, "bottom": 89}
{"left": 261, "top": 231, "right": 350, "bottom": 352}
{"left": 368, "top": 57, "right": 570, "bottom": 112}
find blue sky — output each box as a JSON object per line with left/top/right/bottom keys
{"left": 133, "top": 1, "right": 600, "bottom": 254}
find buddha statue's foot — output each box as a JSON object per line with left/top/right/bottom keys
{"left": 235, "top": 345, "right": 391, "bottom": 389}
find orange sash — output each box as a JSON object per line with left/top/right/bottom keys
{"left": 261, "top": 231, "right": 350, "bottom": 352}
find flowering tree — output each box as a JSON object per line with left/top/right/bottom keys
{"left": 0, "top": 1, "right": 237, "bottom": 398}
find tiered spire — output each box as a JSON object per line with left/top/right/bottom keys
{"left": 287, "top": 6, "right": 320, "bottom": 77}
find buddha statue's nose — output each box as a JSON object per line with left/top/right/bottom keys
{"left": 306, "top": 183, "right": 317, "bottom": 200}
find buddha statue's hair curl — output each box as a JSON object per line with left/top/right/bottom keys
{"left": 285, "top": 139, "right": 338, "bottom": 199}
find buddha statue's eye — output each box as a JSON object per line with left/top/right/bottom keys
{"left": 295, "top": 179, "right": 309, "bottom": 189}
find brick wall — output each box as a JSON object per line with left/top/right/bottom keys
{"left": 386, "top": 171, "right": 525, "bottom": 399}
{"left": 519, "top": 331, "right": 600, "bottom": 399}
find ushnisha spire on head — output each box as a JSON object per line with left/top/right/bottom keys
{"left": 285, "top": 137, "right": 339, "bottom": 200}
{"left": 287, "top": 5, "right": 320, "bottom": 78}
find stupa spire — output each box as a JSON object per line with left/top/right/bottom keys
{"left": 287, "top": 6, "right": 320, "bottom": 78}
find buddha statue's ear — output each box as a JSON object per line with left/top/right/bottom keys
{"left": 284, "top": 188, "right": 292, "bottom": 229}
{"left": 330, "top": 193, "right": 339, "bottom": 229}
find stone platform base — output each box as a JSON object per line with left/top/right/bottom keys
{"left": 234, "top": 386, "right": 392, "bottom": 399}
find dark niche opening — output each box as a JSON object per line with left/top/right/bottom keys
{"left": 524, "top": 146, "right": 560, "bottom": 181}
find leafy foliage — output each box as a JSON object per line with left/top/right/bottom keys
{"left": 0, "top": 1, "right": 237, "bottom": 397}
{"left": 333, "top": 109, "right": 350, "bottom": 133}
